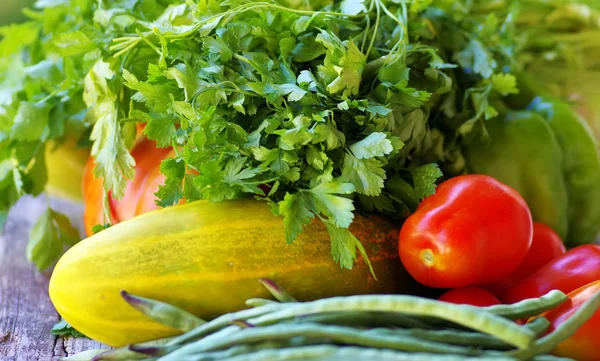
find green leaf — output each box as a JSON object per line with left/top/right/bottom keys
{"left": 143, "top": 113, "right": 177, "bottom": 148}
{"left": 453, "top": 39, "right": 497, "bottom": 79}
{"left": 203, "top": 37, "right": 233, "bottom": 63}
{"left": 164, "top": 63, "right": 200, "bottom": 102}
{"left": 183, "top": 174, "right": 202, "bottom": 201}
{"left": 491, "top": 73, "right": 519, "bottom": 96}
{"left": 10, "top": 102, "right": 50, "bottom": 141}
{"left": 310, "top": 180, "right": 355, "bottom": 228}
{"left": 340, "top": 0, "right": 367, "bottom": 15}
{"left": 412, "top": 164, "right": 443, "bottom": 201}
{"left": 155, "top": 158, "right": 185, "bottom": 207}
{"left": 51, "top": 210, "right": 81, "bottom": 247}
{"left": 323, "top": 219, "right": 374, "bottom": 276}
{"left": 122, "top": 69, "right": 173, "bottom": 113}
{"left": 86, "top": 63, "right": 135, "bottom": 199}
{"left": 341, "top": 153, "right": 386, "bottom": 196}
{"left": 349, "top": 132, "right": 393, "bottom": 159}
{"left": 278, "top": 192, "right": 314, "bottom": 244}
{"left": 53, "top": 31, "right": 94, "bottom": 56}
{"left": 50, "top": 320, "right": 84, "bottom": 338}
{"left": 27, "top": 209, "right": 62, "bottom": 271}
{"left": 27, "top": 208, "right": 82, "bottom": 270}
{"left": 0, "top": 22, "right": 39, "bottom": 57}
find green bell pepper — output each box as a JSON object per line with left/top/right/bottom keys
{"left": 528, "top": 98, "right": 600, "bottom": 246}
{"left": 463, "top": 110, "right": 570, "bottom": 240}
{"left": 508, "top": 74, "right": 600, "bottom": 245}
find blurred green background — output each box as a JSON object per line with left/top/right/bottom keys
{"left": 1, "top": 0, "right": 35, "bottom": 25}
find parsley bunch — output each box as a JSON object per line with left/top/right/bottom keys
{"left": 0, "top": 0, "right": 575, "bottom": 270}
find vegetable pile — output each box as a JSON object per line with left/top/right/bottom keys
{"left": 1, "top": 0, "right": 600, "bottom": 360}
{"left": 64, "top": 280, "right": 600, "bottom": 361}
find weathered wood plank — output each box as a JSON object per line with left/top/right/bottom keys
{"left": 0, "top": 196, "right": 109, "bottom": 361}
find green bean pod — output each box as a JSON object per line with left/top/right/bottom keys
{"left": 482, "top": 291, "right": 568, "bottom": 320}
{"left": 208, "top": 345, "right": 517, "bottom": 361}
{"left": 509, "top": 290, "right": 600, "bottom": 360}
{"left": 160, "top": 323, "right": 485, "bottom": 360}
{"left": 247, "top": 295, "right": 536, "bottom": 349}
{"left": 168, "top": 303, "right": 287, "bottom": 345}
{"left": 291, "top": 311, "right": 436, "bottom": 329}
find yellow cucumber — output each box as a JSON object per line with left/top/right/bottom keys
{"left": 49, "top": 199, "right": 421, "bottom": 346}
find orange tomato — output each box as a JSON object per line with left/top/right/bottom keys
{"left": 539, "top": 280, "right": 600, "bottom": 361}
{"left": 82, "top": 137, "right": 173, "bottom": 236}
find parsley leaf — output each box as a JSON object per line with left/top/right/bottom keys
{"left": 50, "top": 320, "right": 84, "bottom": 338}
{"left": 27, "top": 208, "right": 81, "bottom": 271}
{"left": 341, "top": 154, "right": 387, "bottom": 197}
{"left": 85, "top": 62, "right": 135, "bottom": 199}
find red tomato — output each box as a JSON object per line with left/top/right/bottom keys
{"left": 398, "top": 174, "right": 533, "bottom": 288}
{"left": 83, "top": 137, "right": 173, "bottom": 236}
{"left": 438, "top": 287, "right": 501, "bottom": 307}
{"left": 488, "top": 222, "right": 566, "bottom": 298}
{"left": 503, "top": 244, "right": 600, "bottom": 304}
{"left": 538, "top": 281, "right": 600, "bottom": 361}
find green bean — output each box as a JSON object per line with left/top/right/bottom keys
{"left": 509, "top": 290, "right": 600, "bottom": 360}
{"left": 258, "top": 278, "right": 297, "bottom": 302}
{"left": 246, "top": 295, "right": 536, "bottom": 349}
{"left": 121, "top": 291, "right": 206, "bottom": 332}
{"left": 291, "top": 311, "right": 436, "bottom": 329}
{"left": 245, "top": 298, "right": 278, "bottom": 308}
{"left": 129, "top": 345, "right": 179, "bottom": 357}
{"left": 482, "top": 290, "right": 567, "bottom": 320}
{"left": 366, "top": 328, "right": 512, "bottom": 350}
{"left": 167, "top": 302, "right": 287, "bottom": 345}
{"left": 523, "top": 317, "right": 551, "bottom": 338}
{"left": 161, "top": 323, "right": 487, "bottom": 359}
{"left": 216, "top": 345, "right": 518, "bottom": 361}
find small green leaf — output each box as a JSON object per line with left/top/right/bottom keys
{"left": 278, "top": 192, "right": 314, "bottom": 244}
{"left": 27, "top": 209, "right": 61, "bottom": 271}
{"left": 341, "top": 153, "right": 386, "bottom": 196}
{"left": 155, "top": 158, "right": 185, "bottom": 207}
{"left": 10, "top": 102, "right": 50, "bottom": 141}
{"left": 412, "top": 164, "right": 443, "bottom": 201}
{"left": 53, "top": 31, "right": 93, "bottom": 56}
{"left": 50, "top": 320, "right": 84, "bottom": 338}
{"left": 349, "top": 132, "right": 393, "bottom": 159}
{"left": 51, "top": 210, "right": 81, "bottom": 247}
{"left": 491, "top": 73, "right": 519, "bottom": 96}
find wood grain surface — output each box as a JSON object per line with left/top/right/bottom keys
{"left": 0, "top": 196, "right": 109, "bottom": 361}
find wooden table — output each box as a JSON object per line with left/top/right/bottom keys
{"left": 0, "top": 196, "right": 109, "bottom": 361}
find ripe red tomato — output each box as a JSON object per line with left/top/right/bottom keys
{"left": 537, "top": 280, "right": 600, "bottom": 361}
{"left": 488, "top": 222, "right": 566, "bottom": 298}
{"left": 503, "top": 244, "right": 600, "bottom": 304}
{"left": 398, "top": 174, "right": 533, "bottom": 288}
{"left": 438, "top": 287, "right": 501, "bottom": 307}
{"left": 83, "top": 137, "right": 173, "bottom": 236}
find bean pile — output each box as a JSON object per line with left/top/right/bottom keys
{"left": 68, "top": 279, "right": 600, "bottom": 361}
